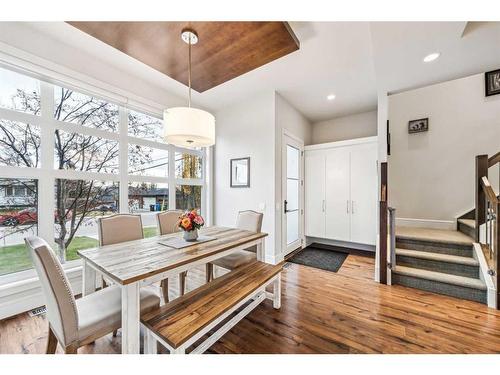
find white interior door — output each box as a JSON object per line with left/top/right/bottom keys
{"left": 282, "top": 134, "right": 304, "bottom": 255}
{"left": 325, "top": 147, "right": 351, "bottom": 241}
{"left": 350, "top": 142, "right": 377, "bottom": 245}
{"left": 305, "top": 151, "right": 325, "bottom": 238}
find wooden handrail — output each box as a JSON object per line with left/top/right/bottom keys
{"left": 488, "top": 151, "right": 500, "bottom": 168}
{"left": 481, "top": 176, "right": 499, "bottom": 204}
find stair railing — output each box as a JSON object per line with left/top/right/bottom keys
{"left": 475, "top": 152, "right": 499, "bottom": 241}
{"left": 480, "top": 177, "right": 499, "bottom": 275}
{"left": 476, "top": 151, "right": 499, "bottom": 308}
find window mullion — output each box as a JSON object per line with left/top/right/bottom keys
{"left": 38, "top": 81, "right": 55, "bottom": 248}
{"left": 168, "top": 145, "right": 176, "bottom": 210}
{"left": 119, "top": 106, "right": 129, "bottom": 213}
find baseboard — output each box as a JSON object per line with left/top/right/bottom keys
{"left": 396, "top": 217, "right": 456, "bottom": 231}
{"left": 305, "top": 236, "right": 375, "bottom": 253}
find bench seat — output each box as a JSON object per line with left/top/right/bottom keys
{"left": 141, "top": 260, "right": 283, "bottom": 354}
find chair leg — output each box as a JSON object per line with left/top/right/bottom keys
{"left": 206, "top": 263, "right": 213, "bottom": 283}
{"left": 160, "top": 279, "right": 169, "bottom": 303}
{"left": 179, "top": 271, "right": 187, "bottom": 296}
{"left": 46, "top": 326, "right": 58, "bottom": 354}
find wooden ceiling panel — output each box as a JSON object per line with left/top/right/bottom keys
{"left": 67, "top": 22, "right": 300, "bottom": 92}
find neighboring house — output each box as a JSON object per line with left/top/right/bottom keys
{"left": 128, "top": 186, "right": 169, "bottom": 211}
{"left": 0, "top": 181, "right": 36, "bottom": 209}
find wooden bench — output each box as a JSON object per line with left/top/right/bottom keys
{"left": 141, "top": 260, "right": 283, "bottom": 354}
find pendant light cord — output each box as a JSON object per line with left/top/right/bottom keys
{"left": 188, "top": 35, "right": 192, "bottom": 108}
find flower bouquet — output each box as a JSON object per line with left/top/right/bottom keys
{"left": 178, "top": 209, "right": 205, "bottom": 241}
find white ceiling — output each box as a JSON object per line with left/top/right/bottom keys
{"left": 370, "top": 22, "right": 500, "bottom": 95}
{"left": 3, "top": 21, "right": 500, "bottom": 123}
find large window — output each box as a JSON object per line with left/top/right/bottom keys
{"left": 0, "top": 66, "right": 208, "bottom": 279}
{"left": 0, "top": 178, "right": 38, "bottom": 276}
{"left": 0, "top": 67, "right": 40, "bottom": 115}
{"left": 54, "top": 179, "right": 118, "bottom": 261}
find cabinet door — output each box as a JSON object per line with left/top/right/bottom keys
{"left": 325, "top": 148, "right": 351, "bottom": 241}
{"left": 304, "top": 151, "right": 325, "bottom": 238}
{"left": 350, "top": 142, "right": 377, "bottom": 245}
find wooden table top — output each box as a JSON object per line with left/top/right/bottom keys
{"left": 78, "top": 226, "right": 267, "bottom": 285}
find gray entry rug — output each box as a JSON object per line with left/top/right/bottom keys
{"left": 288, "top": 247, "right": 348, "bottom": 273}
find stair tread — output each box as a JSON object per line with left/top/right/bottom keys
{"left": 458, "top": 218, "right": 476, "bottom": 228}
{"left": 395, "top": 248, "right": 478, "bottom": 266}
{"left": 393, "top": 265, "right": 486, "bottom": 290}
{"left": 396, "top": 226, "right": 473, "bottom": 245}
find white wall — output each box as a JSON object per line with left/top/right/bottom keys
{"left": 214, "top": 91, "right": 276, "bottom": 261}
{"left": 388, "top": 73, "right": 500, "bottom": 226}
{"left": 311, "top": 110, "right": 377, "bottom": 144}
{"left": 274, "top": 93, "right": 312, "bottom": 259}
{"left": 214, "top": 92, "right": 312, "bottom": 263}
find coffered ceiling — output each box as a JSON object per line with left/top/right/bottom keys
{"left": 67, "top": 22, "right": 299, "bottom": 93}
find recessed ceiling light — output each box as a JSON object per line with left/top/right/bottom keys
{"left": 327, "top": 94, "right": 336, "bottom": 100}
{"left": 423, "top": 52, "right": 440, "bottom": 63}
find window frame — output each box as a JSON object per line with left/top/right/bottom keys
{"left": 0, "top": 65, "right": 210, "bottom": 285}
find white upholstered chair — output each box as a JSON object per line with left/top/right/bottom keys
{"left": 98, "top": 214, "right": 148, "bottom": 336}
{"left": 206, "top": 210, "right": 264, "bottom": 282}
{"left": 25, "top": 236, "right": 160, "bottom": 354}
{"left": 156, "top": 210, "right": 187, "bottom": 302}
{"left": 98, "top": 213, "right": 144, "bottom": 247}
{"left": 98, "top": 214, "right": 144, "bottom": 291}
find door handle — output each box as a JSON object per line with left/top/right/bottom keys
{"left": 351, "top": 200, "right": 355, "bottom": 214}
{"left": 322, "top": 199, "right": 325, "bottom": 212}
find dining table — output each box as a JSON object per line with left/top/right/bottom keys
{"left": 77, "top": 226, "right": 268, "bottom": 354}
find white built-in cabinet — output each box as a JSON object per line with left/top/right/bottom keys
{"left": 304, "top": 137, "right": 377, "bottom": 246}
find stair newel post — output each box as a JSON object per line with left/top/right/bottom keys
{"left": 379, "top": 162, "right": 388, "bottom": 284}
{"left": 496, "top": 200, "right": 499, "bottom": 309}
{"left": 475, "top": 155, "right": 488, "bottom": 241}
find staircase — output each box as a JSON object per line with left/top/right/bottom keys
{"left": 391, "top": 227, "right": 487, "bottom": 304}
{"left": 382, "top": 151, "right": 499, "bottom": 306}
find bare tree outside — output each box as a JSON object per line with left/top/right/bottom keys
{"left": 0, "top": 75, "right": 203, "bottom": 273}
{"left": 0, "top": 86, "right": 158, "bottom": 263}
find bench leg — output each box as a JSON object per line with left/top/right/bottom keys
{"left": 273, "top": 274, "right": 281, "bottom": 309}
{"left": 144, "top": 329, "right": 157, "bottom": 354}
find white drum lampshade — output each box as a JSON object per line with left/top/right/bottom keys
{"left": 163, "top": 107, "right": 215, "bottom": 147}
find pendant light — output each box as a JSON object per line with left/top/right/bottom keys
{"left": 163, "top": 28, "right": 215, "bottom": 147}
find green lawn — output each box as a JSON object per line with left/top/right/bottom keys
{"left": 0, "top": 226, "right": 159, "bottom": 276}
{"left": 143, "top": 226, "right": 158, "bottom": 238}
{"left": 0, "top": 236, "right": 98, "bottom": 276}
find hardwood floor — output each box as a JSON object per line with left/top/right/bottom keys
{"left": 2, "top": 254, "right": 500, "bottom": 354}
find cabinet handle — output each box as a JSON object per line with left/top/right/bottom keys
{"left": 352, "top": 200, "right": 355, "bottom": 214}
{"left": 322, "top": 200, "right": 325, "bottom": 212}
{"left": 346, "top": 200, "right": 349, "bottom": 213}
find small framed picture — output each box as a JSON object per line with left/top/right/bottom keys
{"left": 485, "top": 69, "right": 500, "bottom": 97}
{"left": 408, "top": 118, "right": 429, "bottom": 134}
{"left": 230, "top": 157, "right": 250, "bottom": 188}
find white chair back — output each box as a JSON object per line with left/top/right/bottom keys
{"left": 236, "top": 210, "right": 263, "bottom": 232}
{"left": 157, "top": 210, "right": 183, "bottom": 235}
{"left": 98, "top": 214, "right": 143, "bottom": 246}
{"left": 25, "top": 236, "right": 79, "bottom": 347}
